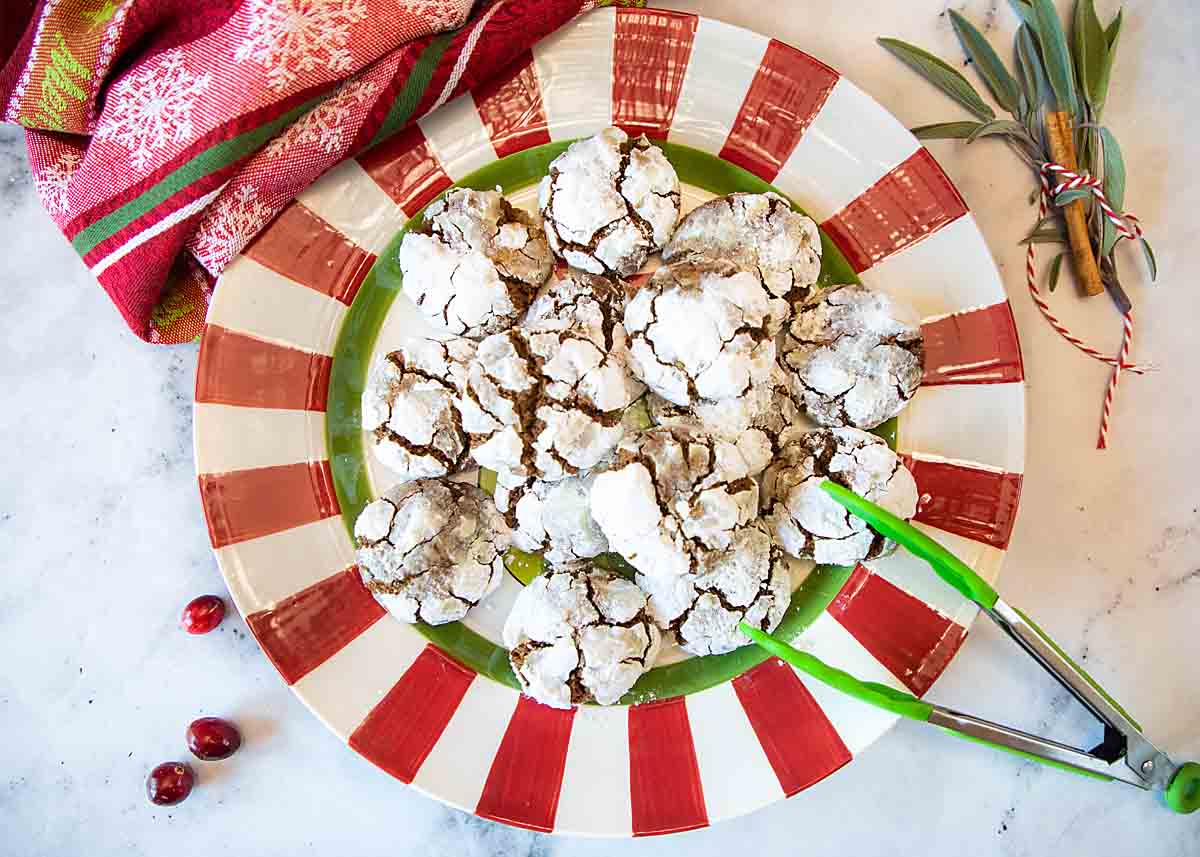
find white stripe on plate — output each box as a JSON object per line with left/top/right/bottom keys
{"left": 533, "top": 5, "right": 615, "bottom": 140}
{"left": 411, "top": 678, "right": 520, "bottom": 813}
{"left": 857, "top": 215, "right": 1008, "bottom": 317}
{"left": 293, "top": 617, "right": 428, "bottom": 740}
{"left": 216, "top": 516, "right": 355, "bottom": 616}
{"left": 206, "top": 256, "right": 347, "bottom": 356}
{"left": 668, "top": 17, "right": 768, "bottom": 154}
{"left": 792, "top": 612, "right": 904, "bottom": 754}
{"left": 418, "top": 93, "right": 498, "bottom": 182}
{"left": 687, "top": 682, "right": 783, "bottom": 821}
{"left": 296, "top": 160, "right": 409, "bottom": 255}
{"left": 91, "top": 185, "right": 225, "bottom": 277}
{"left": 773, "top": 77, "right": 919, "bottom": 221}
{"left": 554, "top": 704, "right": 632, "bottom": 835}
{"left": 193, "top": 404, "right": 324, "bottom": 474}
{"left": 898, "top": 383, "right": 1026, "bottom": 474}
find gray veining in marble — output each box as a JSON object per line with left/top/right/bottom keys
{"left": 2, "top": 1, "right": 1198, "bottom": 854}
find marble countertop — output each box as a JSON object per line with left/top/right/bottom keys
{"left": 2, "top": 1, "right": 1197, "bottom": 854}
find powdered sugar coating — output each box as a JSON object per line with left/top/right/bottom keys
{"left": 763, "top": 427, "right": 918, "bottom": 566}
{"left": 589, "top": 428, "right": 762, "bottom": 580}
{"left": 398, "top": 187, "right": 553, "bottom": 339}
{"left": 503, "top": 565, "right": 661, "bottom": 708}
{"left": 538, "top": 127, "right": 680, "bottom": 277}
{"left": 458, "top": 304, "right": 641, "bottom": 486}
{"left": 361, "top": 338, "right": 475, "bottom": 483}
{"left": 663, "top": 192, "right": 822, "bottom": 304}
{"left": 625, "top": 261, "right": 789, "bottom": 406}
{"left": 635, "top": 522, "right": 791, "bottom": 656}
{"left": 783, "top": 284, "right": 924, "bottom": 430}
{"left": 499, "top": 470, "right": 610, "bottom": 565}
{"left": 354, "top": 480, "right": 510, "bottom": 625}
{"left": 648, "top": 362, "right": 808, "bottom": 466}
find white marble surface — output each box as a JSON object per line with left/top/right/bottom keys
{"left": 2, "top": 1, "right": 1198, "bottom": 853}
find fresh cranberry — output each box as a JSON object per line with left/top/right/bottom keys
{"left": 146, "top": 762, "right": 194, "bottom": 806}
{"left": 181, "top": 595, "right": 225, "bottom": 634}
{"left": 186, "top": 717, "right": 242, "bottom": 761}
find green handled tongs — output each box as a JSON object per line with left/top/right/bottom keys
{"left": 741, "top": 480, "right": 1200, "bottom": 814}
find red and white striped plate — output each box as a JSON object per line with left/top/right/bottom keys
{"left": 194, "top": 8, "right": 1025, "bottom": 836}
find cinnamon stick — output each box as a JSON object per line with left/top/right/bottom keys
{"left": 1045, "top": 110, "right": 1104, "bottom": 297}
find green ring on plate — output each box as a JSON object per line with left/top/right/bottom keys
{"left": 326, "top": 140, "right": 890, "bottom": 701}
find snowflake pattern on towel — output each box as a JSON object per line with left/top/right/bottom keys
{"left": 95, "top": 50, "right": 212, "bottom": 172}
{"left": 188, "top": 185, "right": 274, "bottom": 275}
{"left": 33, "top": 151, "right": 81, "bottom": 218}
{"left": 264, "top": 76, "right": 379, "bottom": 157}
{"left": 234, "top": 0, "right": 369, "bottom": 92}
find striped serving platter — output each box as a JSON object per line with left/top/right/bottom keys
{"left": 193, "top": 7, "right": 1025, "bottom": 837}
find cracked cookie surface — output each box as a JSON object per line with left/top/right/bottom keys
{"left": 538, "top": 127, "right": 680, "bottom": 277}
{"left": 589, "top": 427, "right": 762, "bottom": 581}
{"left": 398, "top": 187, "right": 553, "bottom": 339}
{"left": 663, "top": 191, "right": 822, "bottom": 305}
{"left": 635, "top": 521, "right": 791, "bottom": 656}
{"left": 625, "top": 260, "right": 789, "bottom": 407}
{"left": 458, "top": 289, "right": 642, "bottom": 486}
{"left": 497, "top": 469, "right": 610, "bottom": 566}
{"left": 354, "top": 479, "right": 510, "bottom": 625}
{"left": 504, "top": 564, "right": 661, "bottom": 708}
{"left": 362, "top": 337, "right": 474, "bottom": 483}
{"left": 762, "top": 427, "right": 918, "bottom": 565}
{"left": 782, "top": 284, "right": 924, "bottom": 430}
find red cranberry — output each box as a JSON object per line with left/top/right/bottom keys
{"left": 181, "top": 595, "right": 225, "bottom": 634}
{"left": 186, "top": 717, "right": 242, "bottom": 761}
{"left": 146, "top": 762, "right": 194, "bottom": 806}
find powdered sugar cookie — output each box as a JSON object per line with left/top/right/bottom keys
{"left": 398, "top": 187, "right": 553, "bottom": 339}
{"left": 783, "top": 284, "right": 924, "bottom": 430}
{"left": 663, "top": 191, "right": 822, "bottom": 304}
{"left": 762, "top": 427, "right": 918, "bottom": 566}
{"left": 354, "top": 480, "right": 510, "bottom": 625}
{"left": 538, "top": 127, "right": 679, "bottom": 276}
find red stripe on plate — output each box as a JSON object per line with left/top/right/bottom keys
{"left": 196, "top": 325, "right": 331, "bottom": 411}
{"left": 732, "top": 657, "right": 852, "bottom": 795}
{"left": 901, "top": 455, "right": 1023, "bottom": 550}
{"left": 357, "top": 124, "right": 452, "bottom": 215}
{"left": 628, "top": 698, "right": 708, "bottom": 836}
{"left": 821, "top": 148, "right": 969, "bottom": 273}
{"left": 828, "top": 565, "right": 967, "bottom": 696}
{"left": 475, "top": 696, "right": 575, "bottom": 832}
{"left": 349, "top": 644, "right": 475, "bottom": 783}
{"left": 472, "top": 51, "right": 551, "bottom": 159}
{"left": 242, "top": 202, "right": 375, "bottom": 305}
{"left": 717, "top": 40, "right": 838, "bottom": 182}
{"left": 198, "top": 461, "right": 340, "bottom": 549}
{"left": 612, "top": 9, "right": 698, "bottom": 139}
{"left": 245, "top": 567, "right": 385, "bottom": 684}
{"left": 922, "top": 302, "right": 1025, "bottom": 385}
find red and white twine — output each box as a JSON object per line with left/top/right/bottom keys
{"left": 1027, "top": 162, "right": 1147, "bottom": 449}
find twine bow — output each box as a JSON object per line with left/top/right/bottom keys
{"left": 1027, "top": 162, "right": 1149, "bottom": 449}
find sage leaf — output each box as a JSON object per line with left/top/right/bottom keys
{"left": 949, "top": 10, "right": 1022, "bottom": 115}
{"left": 1073, "top": 0, "right": 1108, "bottom": 110}
{"left": 1021, "top": 226, "right": 1068, "bottom": 245}
{"left": 1140, "top": 237, "right": 1157, "bottom": 281}
{"left": 1099, "top": 126, "right": 1126, "bottom": 255}
{"left": 1015, "top": 24, "right": 1050, "bottom": 116}
{"left": 911, "top": 121, "right": 984, "bottom": 140}
{"left": 1054, "top": 188, "right": 1091, "bottom": 206}
{"left": 967, "top": 118, "right": 1028, "bottom": 143}
{"left": 1010, "top": 0, "right": 1036, "bottom": 28}
{"left": 1031, "top": 0, "right": 1079, "bottom": 116}
{"left": 1095, "top": 9, "right": 1123, "bottom": 115}
{"left": 1048, "top": 251, "right": 1066, "bottom": 291}
{"left": 878, "top": 38, "right": 996, "bottom": 120}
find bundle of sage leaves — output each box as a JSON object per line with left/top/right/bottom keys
{"left": 879, "top": 0, "right": 1154, "bottom": 310}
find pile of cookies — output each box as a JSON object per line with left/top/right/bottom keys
{"left": 355, "top": 127, "right": 924, "bottom": 709}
